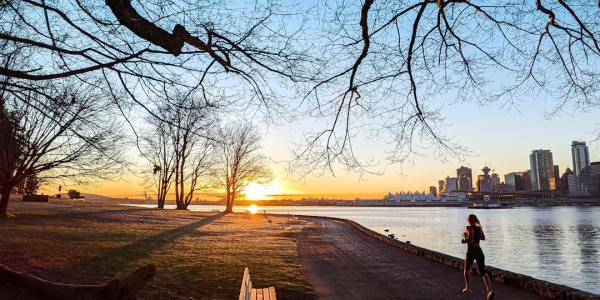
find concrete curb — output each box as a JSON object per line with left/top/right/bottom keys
{"left": 301, "top": 215, "right": 600, "bottom": 300}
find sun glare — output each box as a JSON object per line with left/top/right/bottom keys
{"left": 247, "top": 204, "right": 259, "bottom": 215}
{"left": 243, "top": 182, "right": 269, "bottom": 200}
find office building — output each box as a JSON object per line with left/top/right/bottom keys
{"left": 553, "top": 165, "right": 560, "bottom": 191}
{"left": 530, "top": 149, "right": 556, "bottom": 191}
{"left": 491, "top": 173, "right": 500, "bottom": 191}
{"left": 457, "top": 166, "right": 473, "bottom": 191}
{"left": 559, "top": 168, "right": 573, "bottom": 194}
{"left": 523, "top": 170, "right": 532, "bottom": 191}
{"left": 429, "top": 186, "right": 438, "bottom": 197}
{"left": 571, "top": 141, "right": 590, "bottom": 176}
{"left": 505, "top": 172, "right": 525, "bottom": 191}
{"left": 477, "top": 166, "right": 493, "bottom": 193}
{"left": 571, "top": 162, "right": 600, "bottom": 196}
{"left": 438, "top": 180, "right": 445, "bottom": 194}
{"left": 445, "top": 177, "right": 459, "bottom": 192}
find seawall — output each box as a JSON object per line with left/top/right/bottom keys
{"left": 301, "top": 215, "right": 600, "bottom": 300}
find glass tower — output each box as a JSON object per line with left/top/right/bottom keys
{"left": 530, "top": 150, "right": 556, "bottom": 191}
{"left": 571, "top": 141, "right": 590, "bottom": 176}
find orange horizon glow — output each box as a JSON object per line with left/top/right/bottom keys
{"left": 40, "top": 181, "right": 388, "bottom": 201}
{"left": 49, "top": 175, "right": 391, "bottom": 201}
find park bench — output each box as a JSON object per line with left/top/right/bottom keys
{"left": 238, "top": 267, "right": 277, "bottom": 300}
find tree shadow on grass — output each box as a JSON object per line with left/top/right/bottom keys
{"left": 7, "top": 204, "right": 158, "bottom": 221}
{"left": 58, "top": 212, "right": 225, "bottom": 281}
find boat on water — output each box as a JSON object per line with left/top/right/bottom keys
{"left": 468, "top": 202, "right": 513, "bottom": 209}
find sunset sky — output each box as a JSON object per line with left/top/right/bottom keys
{"left": 67, "top": 95, "right": 599, "bottom": 201}
{"left": 32, "top": 1, "right": 599, "bottom": 201}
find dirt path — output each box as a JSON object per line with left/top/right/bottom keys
{"left": 297, "top": 216, "right": 547, "bottom": 300}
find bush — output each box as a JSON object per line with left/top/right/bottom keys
{"left": 68, "top": 189, "right": 81, "bottom": 199}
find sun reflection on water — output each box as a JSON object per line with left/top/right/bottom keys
{"left": 247, "top": 204, "right": 259, "bottom": 215}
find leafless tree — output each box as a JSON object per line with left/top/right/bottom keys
{"left": 142, "top": 117, "right": 175, "bottom": 209}
{"left": 0, "top": 0, "right": 308, "bottom": 114}
{"left": 1, "top": 0, "right": 600, "bottom": 178}
{"left": 0, "top": 83, "right": 123, "bottom": 217}
{"left": 213, "top": 122, "right": 271, "bottom": 214}
{"left": 141, "top": 93, "right": 215, "bottom": 210}
{"left": 292, "top": 0, "right": 600, "bottom": 175}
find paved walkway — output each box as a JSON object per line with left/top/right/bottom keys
{"left": 297, "top": 217, "right": 547, "bottom": 300}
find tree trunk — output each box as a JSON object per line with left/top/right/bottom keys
{"left": 224, "top": 192, "right": 234, "bottom": 214}
{"left": 175, "top": 199, "right": 187, "bottom": 210}
{"left": 156, "top": 191, "right": 163, "bottom": 209}
{"left": 0, "top": 188, "right": 10, "bottom": 217}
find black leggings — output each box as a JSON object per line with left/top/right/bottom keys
{"left": 465, "top": 245, "right": 486, "bottom": 275}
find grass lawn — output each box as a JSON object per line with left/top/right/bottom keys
{"left": 0, "top": 199, "right": 315, "bottom": 299}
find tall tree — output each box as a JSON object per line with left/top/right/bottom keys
{"left": 214, "top": 122, "right": 271, "bottom": 214}
{"left": 141, "top": 94, "right": 215, "bottom": 210}
{"left": 142, "top": 118, "right": 175, "bottom": 209}
{"left": 0, "top": 83, "right": 123, "bottom": 217}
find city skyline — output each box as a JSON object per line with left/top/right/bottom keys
{"left": 36, "top": 87, "right": 600, "bottom": 200}
{"left": 77, "top": 131, "right": 600, "bottom": 199}
{"left": 17, "top": 2, "right": 600, "bottom": 201}
{"left": 2, "top": 2, "right": 600, "bottom": 298}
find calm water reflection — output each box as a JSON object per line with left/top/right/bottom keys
{"left": 128, "top": 204, "right": 600, "bottom": 294}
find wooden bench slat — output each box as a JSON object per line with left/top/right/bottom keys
{"left": 239, "top": 267, "right": 276, "bottom": 300}
{"left": 239, "top": 267, "right": 252, "bottom": 300}
{"left": 263, "top": 288, "right": 272, "bottom": 300}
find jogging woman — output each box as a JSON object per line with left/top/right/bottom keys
{"left": 462, "top": 214, "right": 494, "bottom": 300}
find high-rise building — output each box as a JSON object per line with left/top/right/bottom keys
{"left": 429, "top": 186, "right": 438, "bottom": 197}
{"left": 553, "top": 165, "right": 560, "bottom": 191}
{"left": 477, "top": 166, "right": 493, "bottom": 193}
{"left": 456, "top": 166, "right": 473, "bottom": 191}
{"left": 530, "top": 149, "right": 556, "bottom": 191}
{"left": 571, "top": 141, "right": 590, "bottom": 176}
{"left": 438, "top": 180, "right": 445, "bottom": 194}
{"left": 491, "top": 173, "right": 500, "bottom": 191}
{"left": 572, "top": 162, "right": 600, "bottom": 196}
{"left": 559, "top": 168, "right": 573, "bottom": 194}
{"left": 445, "top": 177, "right": 459, "bottom": 192}
{"left": 522, "top": 170, "right": 532, "bottom": 191}
{"left": 504, "top": 172, "right": 525, "bottom": 191}
{"left": 586, "top": 162, "right": 600, "bottom": 195}
{"left": 458, "top": 176, "right": 471, "bottom": 192}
